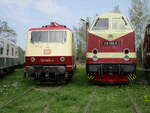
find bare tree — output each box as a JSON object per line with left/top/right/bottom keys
{"left": 0, "top": 20, "right": 17, "bottom": 43}
{"left": 73, "top": 17, "right": 91, "bottom": 62}
{"left": 129, "top": 0, "right": 150, "bottom": 65}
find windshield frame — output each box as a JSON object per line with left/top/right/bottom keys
{"left": 90, "top": 16, "right": 133, "bottom": 31}
{"left": 91, "top": 18, "right": 109, "bottom": 31}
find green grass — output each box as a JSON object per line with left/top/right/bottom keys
{"left": 0, "top": 68, "right": 150, "bottom": 113}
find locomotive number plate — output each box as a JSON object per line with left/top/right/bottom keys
{"left": 41, "top": 59, "right": 54, "bottom": 62}
{"left": 103, "top": 41, "right": 118, "bottom": 45}
{"left": 43, "top": 49, "right": 51, "bottom": 55}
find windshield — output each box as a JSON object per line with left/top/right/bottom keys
{"left": 91, "top": 16, "right": 131, "bottom": 31}
{"left": 49, "top": 31, "right": 66, "bottom": 42}
{"left": 112, "top": 17, "right": 129, "bottom": 30}
{"left": 92, "top": 18, "right": 109, "bottom": 30}
{"left": 31, "top": 31, "right": 66, "bottom": 43}
{"left": 31, "top": 31, "right": 48, "bottom": 42}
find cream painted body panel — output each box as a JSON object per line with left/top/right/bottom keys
{"left": 89, "top": 30, "right": 133, "bottom": 41}
{"left": 87, "top": 52, "right": 136, "bottom": 58}
{"left": 25, "top": 30, "right": 72, "bottom": 57}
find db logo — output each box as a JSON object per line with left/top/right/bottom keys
{"left": 43, "top": 49, "right": 51, "bottom": 55}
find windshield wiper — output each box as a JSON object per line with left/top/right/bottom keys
{"left": 122, "top": 16, "right": 127, "bottom": 25}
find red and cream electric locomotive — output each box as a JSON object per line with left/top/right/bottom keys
{"left": 25, "top": 22, "right": 75, "bottom": 84}
{"left": 86, "top": 13, "right": 136, "bottom": 83}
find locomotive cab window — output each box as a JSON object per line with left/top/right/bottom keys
{"left": 49, "top": 31, "right": 66, "bottom": 43}
{"left": 112, "top": 17, "right": 129, "bottom": 30}
{"left": 92, "top": 18, "right": 109, "bottom": 30}
{"left": 31, "top": 31, "right": 48, "bottom": 43}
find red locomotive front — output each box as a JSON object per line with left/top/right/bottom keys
{"left": 86, "top": 13, "right": 136, "bottom": 83}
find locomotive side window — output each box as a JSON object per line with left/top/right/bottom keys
{"left": 6, "top": 44, "right": 9, "bottom": 56}
{"left": 12, "top": 48, "right": 14, "bottom": 56}
{"left": 0, "top": 41, "right": 4, "bottom": 55}
{"left": 112, "top": 17, "right": 128, "bottom": 30}
{"left": 49, "top": 31, "right": 66, "bottom": 43}
{"left": 31, "top": 31, "right": 48, "bottom": 43}
{"left": 92, "top": 18, "right": 109, "bottom": 30}
{"left": 15, "top": 50, "right": 18, "bottom": 56}
{"left": 0, "top": 48, "right": 3, "bottom": 55}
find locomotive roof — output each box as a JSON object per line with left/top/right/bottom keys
{"left": 29, "top": 22, "right": 71, "bottom": 31}
{"left": 96, "top": 13, "right": 125, "bottom": 18}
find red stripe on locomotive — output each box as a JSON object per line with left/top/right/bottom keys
{"left": 87, "top": 32, "right": 135, "bottom": 53}
{"left": 25, "top": 56, "right": 74, "bottom": 71}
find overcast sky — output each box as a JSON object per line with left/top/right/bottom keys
{"left": 0, "top": 0, "right": 132, "bottom": 49}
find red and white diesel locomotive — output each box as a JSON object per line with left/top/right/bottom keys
{"left": 86, "top": 13, "right": 136, "bottom": 83}
{"left": 25, "top": 22, "right": 75, "bottom": 84}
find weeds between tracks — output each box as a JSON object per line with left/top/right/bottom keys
{"left": 0, "top": 87, "right": 34, "bottom": 109}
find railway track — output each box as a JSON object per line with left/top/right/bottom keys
{"left": 83, "top": 88, "right": 96, "bottom": 113}
{"left": 126, "top": 88, "right": 142, "bottom": 113}
{"left": 33, "top": 86, "right": 63, "bottom": 92}
{"left": 82, "top": 86, "right": 141, "bottom": 113}
{"left": 0, "top": 87, "right": 34, "bottom": 109}
{"left": 0, "top": 85, "right": 63, "bottom": 111}
{"left": 41, "top": 102, "right": 50, "bottom": 113}
{"left": 39, "top": 86, "right": 63, "bottom": 113}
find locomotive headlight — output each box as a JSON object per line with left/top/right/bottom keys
{"left": 60, "top": 57, "right": 65, "bottom": 62}
{"left": 31, "top": 57, "right": 36, "bottom": 62}
{"left": 92, "top": 48, "right": 98, "bottom": 54}
{"left": 124, "top": 55, "right": 129, "bottom": 61}
{"left": 92, "top": 55, "right": 98, "bottom": 61}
